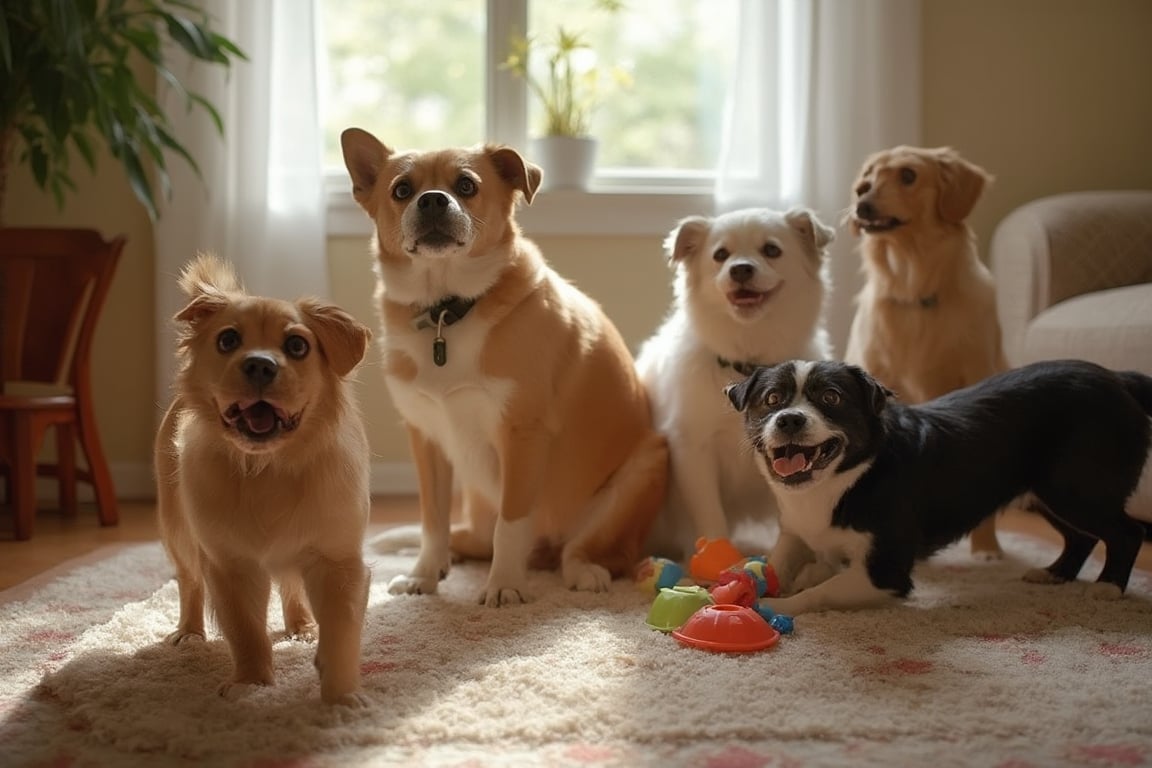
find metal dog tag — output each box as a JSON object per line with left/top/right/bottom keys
{"left": 433, "top": 310, "right": 448, "bottom": 366}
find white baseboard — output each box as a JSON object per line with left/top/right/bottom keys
{"left": 32, "top": 461, "right": 418, "bottom": 502}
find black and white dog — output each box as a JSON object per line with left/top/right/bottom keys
{"left": 726, "top": 359, "right": 1152, "bottom": 615}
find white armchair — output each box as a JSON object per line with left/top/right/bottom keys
{"left": 990, "top": 190, "right": 1152, "bottom": 519}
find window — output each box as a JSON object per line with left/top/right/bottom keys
{"left": 320, "top": 0, "right": 740, "bottom": 234}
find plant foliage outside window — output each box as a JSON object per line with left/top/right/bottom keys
{"left": 319, "top": 0, "right": 738, "bottom": 180}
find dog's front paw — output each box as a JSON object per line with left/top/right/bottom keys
{"left": 326, "top": 691, "right": 371, "bottom": 708}
{"left": 1022, "top": 567, "right": 1066, "bottom": 585}
{"left": 217, "top": 680, "right": 269, "bottom": 700}
{"left": 563, "top": 561, "right": 611, "bottom": 593}
{"left": 388, "top": 573, "right": 440, "bottom": 596}
{"left": 1086, "top": 581, "right": 1123, "bottom": 601}
{"left": 792, "top": 561, "right": 837, "bottom": 592}
{"left": 164, "top": 629, "right": 205, "bottom": 646}
{"left": 478, "top": 583, "right": 529, "bottom": 607}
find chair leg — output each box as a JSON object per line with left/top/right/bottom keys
{"left": 12, "top": 415, "right": 38, "bottom": 540}
{"left": 56, "top": 422, "right": 78, "bottom": 517}
{"left": 75, "top": 400, "right": 117, "bottom": 527}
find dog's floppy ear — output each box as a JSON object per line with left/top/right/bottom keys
{"left": 784, "top": 207, "right": 836, "bottom": 264}
{"left": 300, "top": 300, "right": 373, "bottom": 378}
{"left": 665, "top": 216, "right": 711, "bottom": 264}
{"left": 847, "top": 364, "right": 893, "bottom": 415}
{"left": 724, "top": 375, "right": 756, "bottom": 413}
{"left": 488, "top": 145, "right": 543, "bottom": 205}
{"left": 341, "top": 128, "right": 393, "bottom": 211}
{"left": 174, "top": 252, "right": 241, "bottom": 325}
{"left": 934, "top": 148, "right": 992, "bottom": 224}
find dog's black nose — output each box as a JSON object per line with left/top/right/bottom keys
{"left": 417, "top": 191, "right": 450, "bottom": 212}
{"left": 728, "top": 263, "right": 755, "bottom": 283}
{"left": 242, "top": 353, "right": 278, "bottom": 387}
{"left": 775, "top": 411, "right": 807, "bottom": 436}
{"left": 855, "top": 200, "right": 876, "bottom": 221}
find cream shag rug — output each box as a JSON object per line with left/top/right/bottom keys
{"left": 2, "top": 531, "right": 1152, "bottom": 768}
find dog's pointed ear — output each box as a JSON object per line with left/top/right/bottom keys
{"left": 784, "top": 207, "right": 836, "bottom": 265}
{"left": 847, "top": 364, "right": 893, "bottom": 415}
{"left": 300, "top": 300, "right": 373, "bottom": 378}
{"left": 725, "top": 376, "right": 755, "bottom": 412}
{"left": 341, "top": 128, "right": 393, "bottom": 212}
{"left": 934, "top": 148, "right": 993, "bottom": 223}
{"left": 489, "top": 145, "right": 543, "bottom": 205}
{"left": 665, "top": 216, "right": 711, "bottom": 265}
{"left": 174, "top": 252, "right": 240, "bottom": 325}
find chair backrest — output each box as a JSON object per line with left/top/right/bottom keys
{"left": 0, "top": 228, "right": 124, "bottom": 393}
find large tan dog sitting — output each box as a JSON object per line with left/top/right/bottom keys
{"left": 845, "top": 145, "right": 1006, "bottom": 557}
{"left": 156, "top": 254, "right": 373, "bottom": 706}
{"left": 340, "top": 127, "right": 668, "bottom": 607}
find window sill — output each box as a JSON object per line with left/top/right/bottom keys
{"left": 326, "top": 186, "right": 715, "bottom": 238}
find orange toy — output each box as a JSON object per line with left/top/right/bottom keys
{"left": 688, "top": 537, "right": 745, "bottom": 583}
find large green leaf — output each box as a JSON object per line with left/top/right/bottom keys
{"left": 1, "top": 0, "right": 245, "bottom": 219}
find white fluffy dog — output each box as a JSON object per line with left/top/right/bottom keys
{"left": 637, "top": 207, "right": 835, "bottom": 559}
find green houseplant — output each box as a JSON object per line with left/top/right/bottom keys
{"left": 501, "top": 0, "right": 629, "bottom": 138}
{"left": 0, "top": 0, "right": 246, "bottom": 223}
{"left": 500, "top": 0, "right": 628, "bottom": 190}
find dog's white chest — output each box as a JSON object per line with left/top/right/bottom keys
{"left": 777, "top": 466, "right": 872, "bottom": 562}
{"left": 384, "top": 321, "right": 513, "bottom": 501}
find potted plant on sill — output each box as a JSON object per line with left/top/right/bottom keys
{"left": 501, "top": 0, "right": 629, "bottom": 191}
{"left": 0, "top": 1, "right": 246, "bottom": 224}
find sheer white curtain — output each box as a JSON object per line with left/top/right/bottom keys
{"left": 153, "top": 0, "right": 328, "bottom": 408}
{"left": 715, "top": 0, "right": 921, "bottom": 353}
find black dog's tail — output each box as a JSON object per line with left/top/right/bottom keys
{"left": 1120, "top": 370, "right": 1152, "bottom": 416}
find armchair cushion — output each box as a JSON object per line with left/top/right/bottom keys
{"left": 1024, "top": 282, "right": 1152, "bottom": 372}
{"left": 990, "top": 190, "right": 1152, "bottom": 521}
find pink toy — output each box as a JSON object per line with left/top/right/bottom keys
{"left": 709, "top": 572, "right": 758, "bottom": 607}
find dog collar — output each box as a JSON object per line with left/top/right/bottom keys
{"left": 411, "top": 296, "right": 476, "bottom": 331}
{"left": 717, "top": 356, "right": 759, "bottom": 377}
{"left": 411, "top": 296, "right": 477, "bottom": 367}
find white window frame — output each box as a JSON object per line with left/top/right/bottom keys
{"left": 325, "top": 0, "right": 715, "bottom": 238}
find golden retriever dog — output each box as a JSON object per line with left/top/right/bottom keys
{"left": 637, "top": 207, "right": 835, "bottom": 560}
{"left": 845, "top": 145, "right": 1006, "bottom": 556}
{"left": 155, "top": 253, "right": 373, "bottom": 706}
{"left": 340, "top": 127, "right": 668, "bottom": 607}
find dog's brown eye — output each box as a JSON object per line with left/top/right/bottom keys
{"left": 899, "top": 168, "right": 916, "bottom": 185}
{"left": 765, "top": 391, "right": 783, "bottom": 407}
{"left": 712, "top": 247, "right": 730, "bottom": 263}
{"left": 456, "top": 176, "right": 478, "bottom": 197}
{"left": 216, "top": 329, "right": 241, "bottom": 354}
{"left": 393, "top": 180, "right": 413, "bottom": 201}
{"left": 822, "top": 389, "right": 842, "bottom": 406}
{"left": 855, "top": 182, "right": 871, "bottom": 196}
{"left": 284, "top": 335, "right": 310, "bottom": 360}
{"left": 761, "top": 243, "right": 781, "bottom": 259}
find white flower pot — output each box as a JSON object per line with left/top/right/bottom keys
{"left": 531, "top": 136, "right": 598, "bottom": 192}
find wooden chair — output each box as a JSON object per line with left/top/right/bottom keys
{"left": 0, "top": 228, "right": 124, "bottom": 540}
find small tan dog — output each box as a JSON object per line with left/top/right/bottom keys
{"left": 845, "top": 145, "right": 1006, "bottom": 556}
{"left": 340, "top": 127, "right": 668, "bottom": 607}
{"left": 155, "top": 253, "right": 373, "bottom": 705}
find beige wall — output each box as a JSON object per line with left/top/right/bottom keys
{"left": 5, "top": 0, "right": 1151, "bottom": 496}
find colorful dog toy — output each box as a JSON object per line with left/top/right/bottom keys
{"left": 635, "top": 537, "right": 792, "bottom": 651}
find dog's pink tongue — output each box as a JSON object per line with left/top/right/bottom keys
{"left": 242, "top": 402, "right": 277, "bottom": 434}
{"left": 773, "top": 453, "right": 809, "bottom": 477}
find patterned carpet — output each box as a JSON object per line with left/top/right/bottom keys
{"left": 2, "top": 532, "right": 1151, "bottom": 767}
